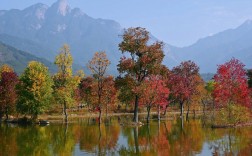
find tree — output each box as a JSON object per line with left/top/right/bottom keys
{"left": 214, "top": 58, "right": 251, "bottom": 108}
{"left": 53, "top": 44, "right": 82, "bottom": 121}
{"left": 139, "top": 75, "right": 169, "bottom": 123}
{"left": 88, "top": 51, "right": 110, "bottom": 124}
{"left": 213, "top": 58, "right": 251, "bottom": 121}
{"left": 203, "top": 80, "right": 215, "bottom": 120}
{"left": 0, "top": 65, "right": 18, "bottom": 120}
{"left": 115, "top": 75, "right": 135, "bottom": 112}
{"left": 79, "top": 76, "right": 94, "bottom": 110}
{"left": 118, "top": 27, "right": 165, "bottom": 123}
{"left": 16, "top": 61, "right": 53, "bottom": 120}
{"left": 188, "top": 75, "right": 205, "bottom": 119}
{"left": 0, "top": 64, "right": 14, "bottom": 76}
{"left": 169, "top": 61, "right": 200, "bottom": 119}
{"left": 102, "top": 76, "right": 117, "bottom": 118}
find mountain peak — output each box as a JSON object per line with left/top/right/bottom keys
{"left": 52, "top": 0, "right": 70, "bottom": 16}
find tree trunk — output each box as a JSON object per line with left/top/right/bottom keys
{"left": 98, "top": 107, "right": 102, "bottom": 125}
{"left": 63, "top": 100, "right": 68, "bottom": 123}
{"left": 106, "top": 103, "right": 108, "bottom": 119}
{"left": 212, "top": 100, "right": 215, "bottom": 123}
{"left": 146, "top": 106, "right": 151, "bottom": 123}
{"left": 180, "top": 101, "right": 184, "bottom": 118}
{"left": 5, "top": 107, "right": 8, "bottom": 120}
{"left": 6, "top": 114, "right": 9, "bottom": 120}
{"left": 186, "top": 104, "right": 189, "bottom": 121}
{"left": 163, "top": 104, "right": 168, "bottom": 116}
{"left": 202, "top": 100, "right": 206, "bottom": 116}
{"left": 158, "top": 105, "right": 161, "bottom": 121}
{"left": 133, "top": 95, "right": 139, "bottom": 123}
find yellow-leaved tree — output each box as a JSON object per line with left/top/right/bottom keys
{"left": 53, "top": 44, "right": 83, "bottom": 122}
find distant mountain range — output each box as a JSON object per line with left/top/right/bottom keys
{"left": 0, "top": 0, "right": 121, "bottom": 74}
{"left": 170, "top": 20, "right": 252, "bottom": 72}
{"left": 0, "top": 0, "right": 251, "bottom": 74}
{"left": 0, "top": 42, "right": 56, "bottom": 74}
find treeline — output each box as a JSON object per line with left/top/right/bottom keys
{"left": 0, "top": 27, "right": 251, "bottom": 124}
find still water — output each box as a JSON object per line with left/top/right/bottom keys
{"left": 0, "top": 117, "right": 251, "bottom": 156}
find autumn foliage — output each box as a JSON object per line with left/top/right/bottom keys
{"left": 118, "top": 27, "right": 165, "bottom": 122}
{"left": 138, "top": 75, "right": 169, "bottom": 121}
{"left": 0, "top": 28, "right": 251, "bottom": 126}
{"left": 213, "top": 58, "right": 251, "bottom": 108}
{"left": 88, "top": 51, "right": 110, "bottom": 124}
{"left": 0, "top": 66, "right": 19, "bottom": 120}
{"left": 168, "top": 61, "right": 200, "bottom": 117}
{"left": 53, "top": 44, "right": 82, "bottom": 121}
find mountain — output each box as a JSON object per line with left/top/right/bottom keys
{"left": 0, "top": 34, "right": 55, "bottom": 59}
{"left": 0, "top": 0, "right": 252, "bottom": 74}
{"left": 0, "top": 0, "right": 123, "bottom": 74}
{"left": 0, "top": 42, "right": 57, "bottom": 74}
{"left": 171, "top": 20, "right": 252, "bottom": 72}
{"left": 0, "top": 0, "right": 178, "bottom": 75}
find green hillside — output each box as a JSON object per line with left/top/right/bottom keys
{"left": 0, "top": 42, "right": 57, "bottom": 74}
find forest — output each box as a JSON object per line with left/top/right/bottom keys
{"left": 0, "top": 27, "right": 251, "bottom": 127}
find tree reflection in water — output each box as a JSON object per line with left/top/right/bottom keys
{"left": 0, "top": 117, "right": 251, "bottom": 155}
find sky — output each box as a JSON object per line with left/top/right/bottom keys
{"left": 1, "top": 0, "right": 252, "bottom": 47}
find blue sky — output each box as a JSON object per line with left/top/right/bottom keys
{"left": 1, "top": 0, "right": 252, "bottom": 47}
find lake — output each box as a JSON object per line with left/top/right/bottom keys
{"left": 0, "top": 117, "right": 251, "bottom": 156}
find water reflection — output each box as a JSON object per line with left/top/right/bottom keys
{"left": 0, "top": 118, "right": 251, "bottom": 155}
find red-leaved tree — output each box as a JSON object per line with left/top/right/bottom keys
{"left": 168, "top": 61, "right": 200, "bottom": 118}
{"left": 139, "top": 75, "right": 169, "bottom": 122}
{"left": 102, "top": 76, "right": 117, "bottom": 118}
{"left": 0, "top": 71, "right": 19, "bottom": 120}
{"left": 213, "top": 58, "right": 251, "bottom": 108}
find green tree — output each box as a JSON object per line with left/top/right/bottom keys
{"left": 53, "top": 44, "right": 81, "bottom": 121}
{"left": 118, "top": 27, "right": 165, "bottom": 123}
{"left": 17, "top": 61, "right": 53, "bottom": 120}
{"left": 88, "top": 51, "right": 110, "bottom": 124}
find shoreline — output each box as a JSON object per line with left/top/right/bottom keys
{"left": 1, "top": 112, "right": 252, "bottom": 128}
